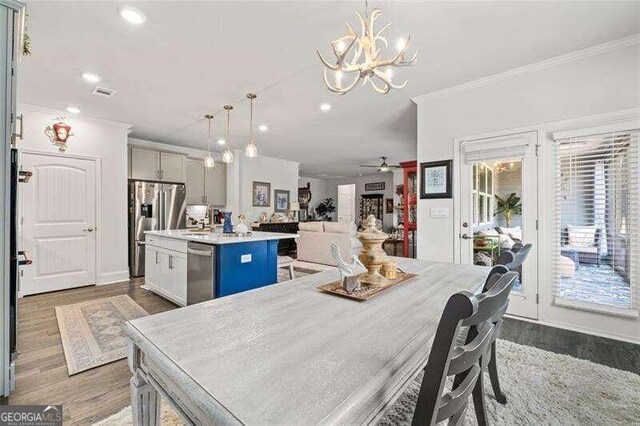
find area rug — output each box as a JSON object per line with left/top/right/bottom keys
{"left": 55, "top": 295, "right": 148, "bottom": 375}
{"left": 93, "top": 339, "right": 640, "bottom": 425}
{"left": 379, "top": 339, "right": 640, "bottom": 425}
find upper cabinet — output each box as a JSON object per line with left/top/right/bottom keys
{"left": 160, "top": 152, "right": 186, "bottom": 183}
{"left": 130, "top": 147, "right": 160, "bottom": 180}
{"left": 129, "top": 147, "right": 186, "bottom": 183}
{"left": 186, "top": 158, "right": 205, "bottom": 204}
{"left": 204, "top": 163, "right": 226, "bottom": 206}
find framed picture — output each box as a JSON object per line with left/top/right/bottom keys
{"left": 252, "top": 181, "right": 271, "bottom": 207}
{"left": 274, "top": 189, "right": 290, "bottom": 213}
{"left": 420, "top": 160, "right": 452, "bottom": 199}
{"left": 385, "top": 198, "right": 394, "bottom": 214}
{"left": 365, "top": 182, "right": 385, "bottom": 191}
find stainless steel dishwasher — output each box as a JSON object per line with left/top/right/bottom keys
{"left": 187, "top": 242, "right": 215, "bottom": 305}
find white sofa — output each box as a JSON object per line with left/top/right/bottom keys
{"left": 296, "top": 221, "right": 362, "bottom": 266}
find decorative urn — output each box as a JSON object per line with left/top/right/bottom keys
{"left": 357, "top": 215, "right": 389, "bottom": 287}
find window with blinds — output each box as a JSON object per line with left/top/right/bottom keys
{"left": 554, "top": 131, "right": 639, "bottom": 312}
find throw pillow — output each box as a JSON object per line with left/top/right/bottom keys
{"left": 325, "top": 221, "right": 350, "bottom": 234}
{"left": 498, "top": 226, "right": 522, "bottom": 242}
{"left": 299, "top": 221, "right": 324, "bottom": 232}
{"left": 567, "top": 225, "right": 597, "bottom": 248}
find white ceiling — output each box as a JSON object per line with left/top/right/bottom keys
{"left": 18, "top": 1, "right": 640, "bottom": 177}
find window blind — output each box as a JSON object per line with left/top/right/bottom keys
{"left": 554, "top": 131, "right": 639, "bottom": 312}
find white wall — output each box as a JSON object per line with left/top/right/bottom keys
{"left": 239, "top": 154, "right": 299, "bottom": 223}
{"left": 414, "top": 43, "right": 640, "bottom": 262}
{"left": 325, "top": 173, "right": 396, "bottom": 229}
{"left": 18, "top": 104, "right": 131, "bottom": 284}
{"left": 298, "top": 177, "right": 334, "bottom": 219}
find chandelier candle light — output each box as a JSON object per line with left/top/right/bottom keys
{"left": 245, "top": 93, "right": 258, "bottom": 158}
{"left": 203, "top": 114, "right": 215, "bottom": 168}
{"left": 317, "top": 1, "right": 419, "bottom": 94}
{"left": 222, "top": 105, "right": 235, "bottom": 164}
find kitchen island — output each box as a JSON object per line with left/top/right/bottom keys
{"left": 144, "top": 230, "right": 298, "bottom": 306}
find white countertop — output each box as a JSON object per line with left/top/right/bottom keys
{"left": 145, "top": 229, "right": 298, "bottom": 245}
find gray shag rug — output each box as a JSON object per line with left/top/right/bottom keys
{"left": 379, "top": 339, "right": 640, "bottom": 425}
{"left": 94, "top": 339, "right": 640, "bottom": 425}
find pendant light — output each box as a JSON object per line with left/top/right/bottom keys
{"left": 203, "top": 114, "right": 215, "bottom": 168}
{"left": 245, "top": 93, "right": 258, "bottom": 158}
{"left": 222, "top": 105, "right": 235, "bottom": 164}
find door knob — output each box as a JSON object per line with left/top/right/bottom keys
{"left": 460, "top": 234, "right": 472, "bottom": 240}
{"left": 84, "top": 227, "right": 95, "bottom": 232}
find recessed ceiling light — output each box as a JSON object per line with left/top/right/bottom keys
{"left": 82, "top": 72, "right": 100, "bottom": 83}
{"left": 66, "top": 106, "right": 80, "bottom": 114}
{"left": 258, "top": 124, "right": 268, "bottom": 132}
{"left": 118, "top": 6, "right": 147, "bottom": 25}
{"left": 217, "top": 139, "right": 226, "bottom": 145}
{"left": 320, "top": 103, "right": 331, "bottom": 112}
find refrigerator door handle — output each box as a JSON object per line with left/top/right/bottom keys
{"left": 158, "top": 189, "right": 165, "bottom": 230}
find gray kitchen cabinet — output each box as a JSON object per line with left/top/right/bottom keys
{"left": 186, "top": 158, "right": 205, "bottom": 204}
{"left": 160, "top": 152, "right": 186, "bottom": 183}
{"left": 130, "top": 147, "right": 160, "bottom": 180}
{"left": 129, "top": 147, "right": 187, "bottom": 183}
{"left": 204, "top": 162, "right": 226, "bottom": 206}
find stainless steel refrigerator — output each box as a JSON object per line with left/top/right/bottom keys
{"left": 128, "top": 180, "right": 186, "bottom": 277}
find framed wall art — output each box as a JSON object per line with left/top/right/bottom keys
{"left": 420, "top": 160, "right": 452, "bottom": 199}
{"left": 385, "top": 198, "right": 394, "bottom": 214}
{"left": 274, "top": 189, "right": 290, "bottom": 213}
{"left": 252, "top": 181, "right": 271, "bottom": 207}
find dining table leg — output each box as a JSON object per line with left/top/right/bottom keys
{"left": 129, "top": 342, "right": 160, "bottom": 426}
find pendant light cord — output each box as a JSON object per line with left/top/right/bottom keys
{"left": 249, "top": 97, "right": 254, "bottom": 140}
{"left": 207, "top": 118, "right": 211, "bottom": 153}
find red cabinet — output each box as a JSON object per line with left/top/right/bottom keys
{"left": 400, "top": 161, "right": 417, "bottom": 258}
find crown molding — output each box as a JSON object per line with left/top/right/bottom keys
{"left": 412, "top": 33, "right": 640, "bottom": 104}
{"left": 18, "top": 103, "right": 132, "bottom": 130}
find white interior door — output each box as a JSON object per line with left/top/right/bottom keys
{"left": 20, "top": 152, "right": 97, "bottom": 295}
{"left": 457, "top": 132, "right": 539, "bottom": 319}
{"left": 337, "top": 184, "right": 356, "bottom": 222}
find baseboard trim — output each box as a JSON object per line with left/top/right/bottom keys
{"left": 97, "top": 270, "right": 130, "bottom": 285}
{"left": 505, "top": 314, "right": 640, "bottom": 345}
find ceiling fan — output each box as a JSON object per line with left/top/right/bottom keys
{"left": 359, "top": 156, "right": 402, "bottom": 172}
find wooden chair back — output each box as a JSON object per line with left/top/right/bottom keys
{"left": 412, "top": 272, "right": 518, "bottom": 425}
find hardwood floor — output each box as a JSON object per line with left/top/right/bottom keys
{"left": 8, "top": 279, "right": 177, "bottom": 425}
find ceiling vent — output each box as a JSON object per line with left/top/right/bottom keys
{"left": 91, "top": 86, "right": 117, "bottom": 98}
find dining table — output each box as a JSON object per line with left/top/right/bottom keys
{"left": 123, "top": 257, "right": 488, "bottom": 425}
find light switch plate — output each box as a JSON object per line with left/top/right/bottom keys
{"left": 241, "top": 254, "right": 252, "bottom": 263}
{"left": 430, "top": 207, "right": 449, "bottom": 218}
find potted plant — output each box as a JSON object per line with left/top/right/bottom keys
{"left": 494, "top": 193, "right": 522, "bottom": 227}
{"left": 315, "top": 197, "right": 336, "bottom": 221}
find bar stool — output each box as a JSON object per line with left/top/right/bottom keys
{"left": 277, "top": 256, "right": 295, "bottom": 280}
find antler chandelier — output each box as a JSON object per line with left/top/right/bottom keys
{"left": 317, "top": 1, "right": 419, "bottom": 95}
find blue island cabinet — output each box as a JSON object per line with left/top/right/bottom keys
{"left": 215, "top": 240, "right": 279, "bottom": 297}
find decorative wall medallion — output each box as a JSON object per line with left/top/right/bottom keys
{"left": 45, "top": 117, "right": 74, "bottom": 151}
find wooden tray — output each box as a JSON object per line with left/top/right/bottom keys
{"left": 317, "top": 271, "right": 418, "bottom": 301}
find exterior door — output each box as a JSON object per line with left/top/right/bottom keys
{"left": 457, "top": 132, "right": 539, "bottom": 319}
{"left": 337, "top": 184, "right": 355, "bottom": 222}
{"left": 20, "top": 152, "right": 97, "bottom": 295}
